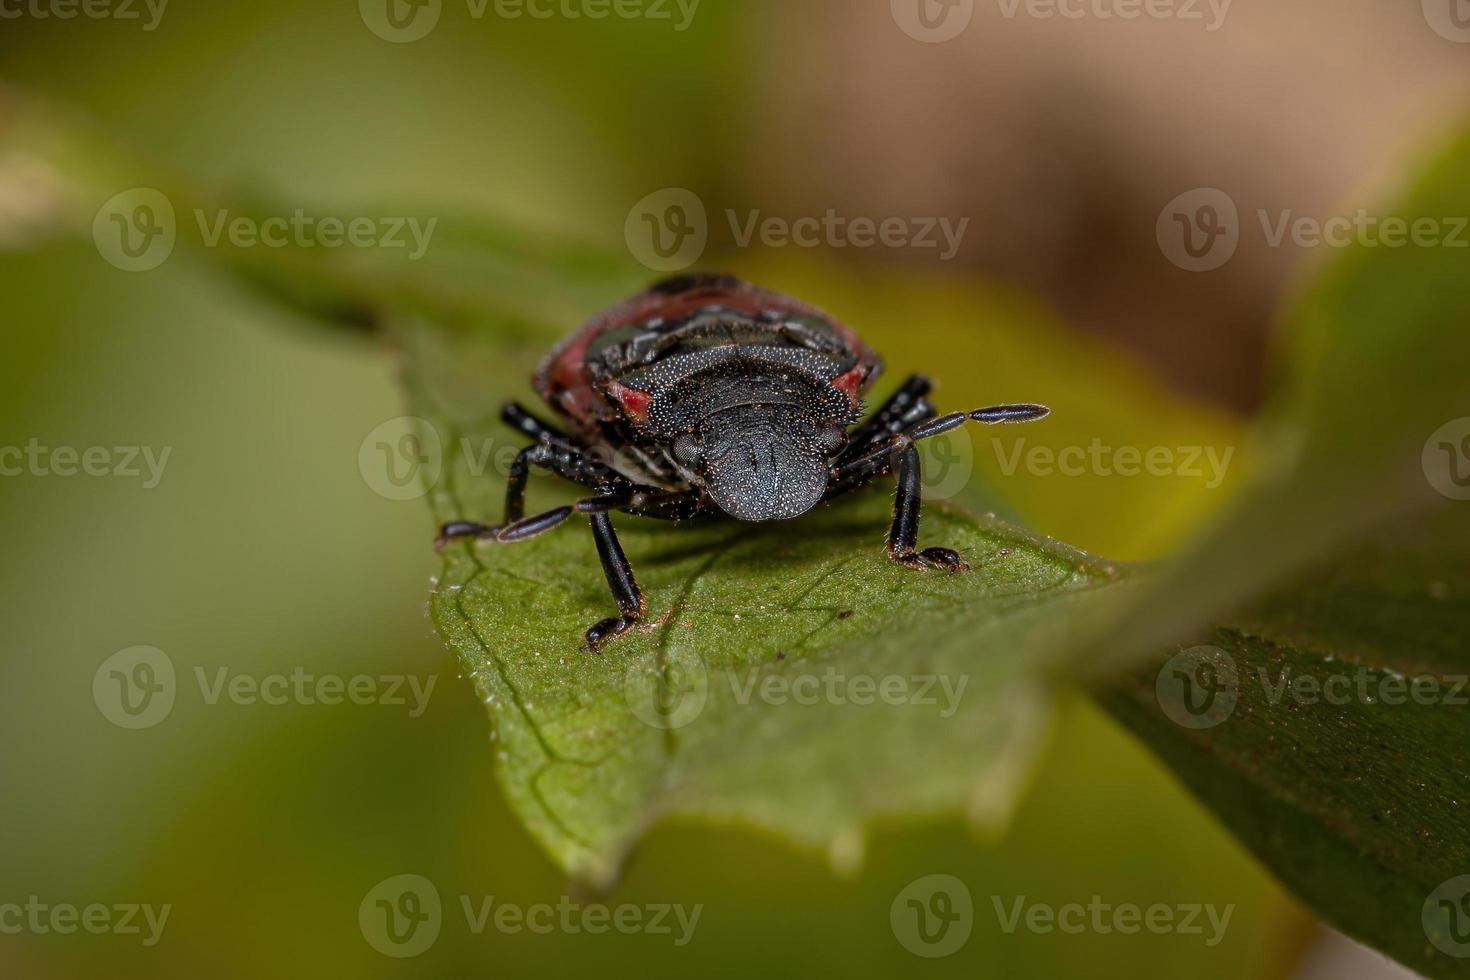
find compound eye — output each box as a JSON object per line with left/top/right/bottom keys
{"left": 672, "top": 432, "right": 704, "bottom": 467}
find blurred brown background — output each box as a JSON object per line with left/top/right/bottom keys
{"left": 734, "top": 0, "right": 1470, "bottom": 409}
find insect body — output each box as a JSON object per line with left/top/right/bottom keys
{"left": 437, "top": 274, "right": 1049, "bottom": 650}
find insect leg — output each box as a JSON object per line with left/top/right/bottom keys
{"left": 839, "top": 400, "right": 1051, "bottom": 479}
{"left": 502, "top": 440, "right": 622, "bottom": 525}
{"left": 436, "top": 441, "right": 631, "bottom": 547}
{"left": 826, "top": 436, "right": 965, "bottom": 570}
{"left": 841, "top": 374, "right": 935, "bottom": 460}
{"left": 502, "top": 444, "right": 537, "bottom": 523}
{"left": 500, "top": 401, "right": 571, "bottom": 443}
{"left": 584, "top": 511, "right": 646, "bottom": 651}
{"left": 886, "top": 442, "right": 969, "bottom": 572}
{"left": 829, "top": 403, "right": 1050, "bottom": 571}
{"left": 435, "top": 490, "right": 638, "bottom": 549}
{"left": 430, "top": 444, "right": 542, "bottom": 546}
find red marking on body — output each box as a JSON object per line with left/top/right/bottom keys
{"left": 607, "top": 383, "right": 654, "bottom": 424}
{"left": 832, "top": 365, "right": 865, "bottom": 404}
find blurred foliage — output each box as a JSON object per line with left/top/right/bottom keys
{"left": 1098, "top": 128, "right": 1470, "bottom": 979}
{"left": 1109, "top": 508, "right": 1470, "bottom": 979}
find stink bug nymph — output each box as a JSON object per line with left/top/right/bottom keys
{"left": 436, "top": 275, "right": 1050, "bottom": 650}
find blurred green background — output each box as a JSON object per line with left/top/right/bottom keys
{"left": 8, "top": 0, "right": 1457, "bottom": 976}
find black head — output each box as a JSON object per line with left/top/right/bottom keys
{"left": 675, "top": 402, "right": 845, "bottom": 521}
{"left": 616, "top": 348, "right": 857, "bottom": 521}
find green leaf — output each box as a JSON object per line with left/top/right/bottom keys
{"left": 1094, "top": 127, "right": 1470, "bottom": 977}
{"left": 401, "top": 315, "right": 1141, "bottom": 884}
{"left": 1103, "top": 508, "right": 1470, "bottom": 979}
